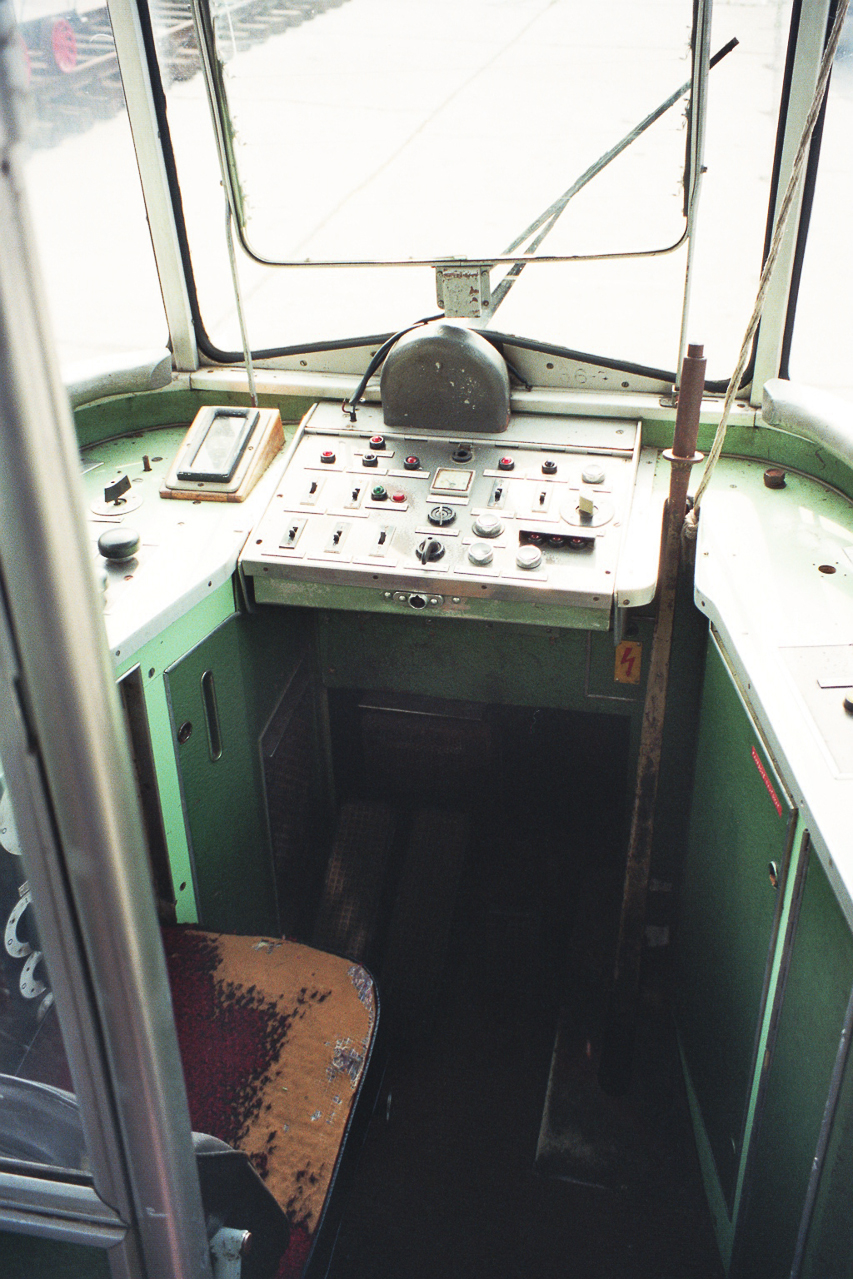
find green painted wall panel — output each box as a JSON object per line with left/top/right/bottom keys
{"left": 676, "top": 639, "right": 795, "bottom": 1211}
{"left": 74, "top": 387, "right": 313, "bottom": 449}
{"left": 317, "top": 610, "right": 651, "bottom": 715}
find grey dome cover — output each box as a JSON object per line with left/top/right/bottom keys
{"left": 380, "top": 321, "right": 510, "bottom": 433}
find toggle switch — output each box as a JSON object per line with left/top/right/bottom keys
{"left": 324, "top": 522, "right": 351, "bottom": 552}
{"left": 301, "top": 477, "right": 324, "bottom": 505}
{"left": 281, "top": 520, "right": 306, "bottom": 548}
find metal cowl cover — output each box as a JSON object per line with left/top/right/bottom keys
{"left": 380, "top": 321, "right": 510, "bottom": 433}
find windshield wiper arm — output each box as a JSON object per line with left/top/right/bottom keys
{"left": 486, "top": 36, "right": 738, "bottom": 318}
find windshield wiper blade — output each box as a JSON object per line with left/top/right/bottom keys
{"left": 487, "top": 36, "right": 738, "bottom": 318}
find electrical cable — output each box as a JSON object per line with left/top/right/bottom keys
{"left": 342, "top": 315, "right": 442, "bottom": 421}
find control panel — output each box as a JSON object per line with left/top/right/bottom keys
{"left": 240, "top": 403, "right": 644, "bottom": 625}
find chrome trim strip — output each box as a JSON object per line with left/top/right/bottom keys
{"left": 752, "top": 0, "right": 832, "bottom": 400}
{"left": 0, "top": 27, "right": 211, "bottom": 1275}
{"left": 106, "top": 0, "right": 198, "bottom": 371}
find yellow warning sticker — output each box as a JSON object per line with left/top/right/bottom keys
{"left": 615, "top": 640, "right": 642, "bottom": 684}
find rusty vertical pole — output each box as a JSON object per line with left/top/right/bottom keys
{"left": 598, "top": 343, "right": 706, "bottom": 1096}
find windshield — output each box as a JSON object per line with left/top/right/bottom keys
{"left": 17, "top": 0, "right": 798, "bottom": 384}
{"left": 203, "top": 0, "right": 693, "bottom": 267}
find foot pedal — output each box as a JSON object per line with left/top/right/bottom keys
{"left": 381, "top": 808, "right": 469, "bottom": 1039}
{"left": 312, "top": 802, "right": 396, "bottom": 962}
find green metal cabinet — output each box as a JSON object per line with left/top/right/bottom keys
{"left": 677, "top": 637, "right": 796, "bottom": 1214}
{"left": 165, "top": 607, "right": 311, "bottom": 935}
{"left": 734, "top": 848, "right": 853, "bottom": 1279}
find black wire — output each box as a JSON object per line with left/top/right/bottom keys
{"left": 342, "top": 315, "right": 443, "bottom": 421}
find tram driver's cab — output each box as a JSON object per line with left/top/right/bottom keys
{"left": 2, "top": 2, "right": 853, "bottom": 1278}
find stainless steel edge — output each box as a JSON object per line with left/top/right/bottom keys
{"left": 106, "top": 0, "right": 199, "bottom": 372}
{"left": 0, "top": 28, "right": 211, "bottom": 1279}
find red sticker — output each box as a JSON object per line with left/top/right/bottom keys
{"left": 751, "top": 746, "right": 783, "bottom": 816}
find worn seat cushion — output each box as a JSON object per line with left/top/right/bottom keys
{"left": 162, "top": 928, "right": 378, "bottom": 1278}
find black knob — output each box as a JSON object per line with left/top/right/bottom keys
{"left": 362, "top": 453, "right": 378, "bottom": 467}
{"left": 542, "top": 459, "right": 558, "bottom": 475}
{"left": 452, "top": 446, "right": 473, "bottom": 463}
{"left": 428, "top": 505, "right": 456, "bottom": 527}
{"left": 416, "top": 538, "right": 445, "bottom": 564}
{"left": 98, "top": 527, "right": 141, "bottom": 562}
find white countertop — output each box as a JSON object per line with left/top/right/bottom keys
{"left": 82, "top": 425, "right": 291, "bottom": 663}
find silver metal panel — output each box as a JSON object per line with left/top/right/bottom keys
{"left": 240, "top": 403, "right": 641, "bottom": 624}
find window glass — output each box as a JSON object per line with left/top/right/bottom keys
{"left": 19, "top": 5, "right": 168, "bottom": 371}
{"left": 0, "top": 760, "right": 84, "bottom": 1172}
{"left": 155, "top": 0, "right": 793, "bottom": 379}
{"left": 676, "top": 0, "right": 794, "bottom": 382}
{"left": 788, "top": 12, "right": 853, "bottom": 400}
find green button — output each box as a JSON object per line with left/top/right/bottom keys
{"left": 372, "top": 485, "right": 388, "bottom": 501}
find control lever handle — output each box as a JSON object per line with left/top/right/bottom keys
{"left": 416, "top": 538, "right": 444, "bottom": 565}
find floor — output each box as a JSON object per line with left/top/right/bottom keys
{"left": 324, "top": 704, "right": 725, "bottom": 1279}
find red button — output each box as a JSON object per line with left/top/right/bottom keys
{"left": 391, "top": 491, "right": 406, "bottom": 503}
{"left": 498, "top": 456, "right": 514, "bottom": 470}
{"left": 320, "top": 450, "right": 336, "bottom": 463}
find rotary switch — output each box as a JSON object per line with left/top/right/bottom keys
{"left": 472, "top": 513, "right": 503, "bottom": 539}
{"left": 428, "top": 505, "right": 456, "bottom": 527}
{"left": 416, "top": 538, "right": 445, "bottom": 564}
